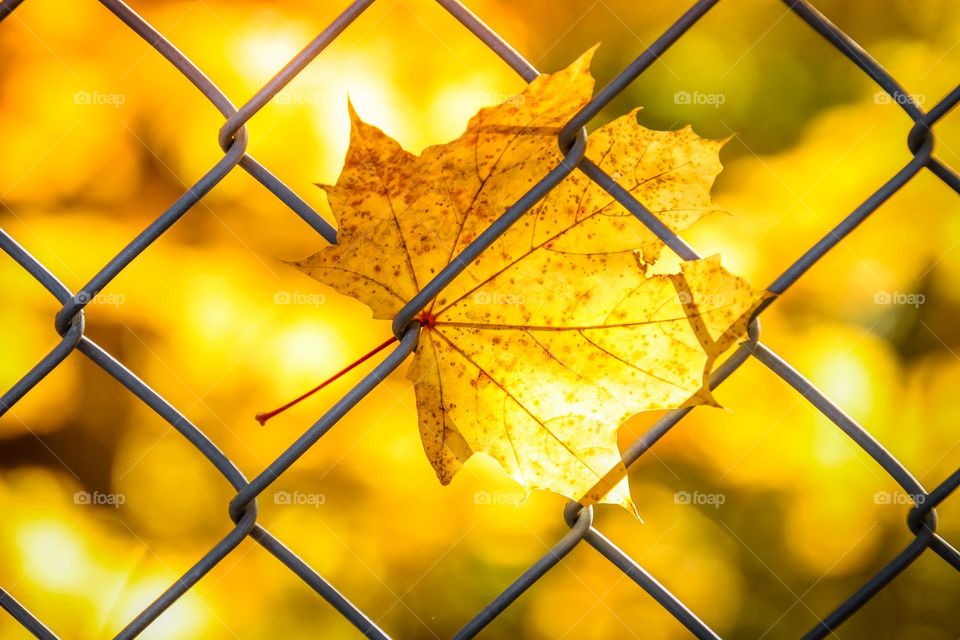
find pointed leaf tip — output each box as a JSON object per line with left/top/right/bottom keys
{"left": 577, "top": 42, "right": 602, "bottom": 67}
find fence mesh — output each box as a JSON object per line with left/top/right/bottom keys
{"left": 1, "top": 0, "right": 958, "bottom": 638}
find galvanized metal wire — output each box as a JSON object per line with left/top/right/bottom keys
{"left": 1, "top": 0, "right": 958, "bottom": 637}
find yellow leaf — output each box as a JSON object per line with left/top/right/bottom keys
{"left": 296, "top": 47, "right": 772, "bottom": 513}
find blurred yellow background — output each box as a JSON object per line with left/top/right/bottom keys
{"left": 1, "top": 0, "right": 959, "bottom": 638}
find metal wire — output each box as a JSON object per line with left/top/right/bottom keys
{"left": 0, "top": 0, "right": 957, "bottom": 637}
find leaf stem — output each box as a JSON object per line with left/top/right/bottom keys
{"left": 255, "top": 334, "right": 400, "bottom": 425}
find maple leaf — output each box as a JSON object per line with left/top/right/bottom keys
{"left": 295, "top": 47, "right": 771, "bottom": 512}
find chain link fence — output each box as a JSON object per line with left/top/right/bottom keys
{"left": 1, "top": 0, "right": 958, "bottom": 637}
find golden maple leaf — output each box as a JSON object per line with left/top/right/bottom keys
{"left": 296, "top": 47, "right": 771, "bottom": 512}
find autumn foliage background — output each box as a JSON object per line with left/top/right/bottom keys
{"left": 1, "top": 0, "right": 959, "bottom": 638}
